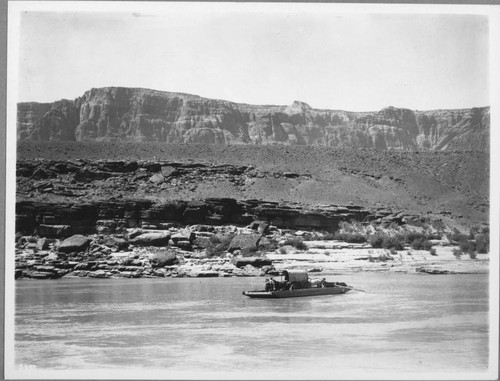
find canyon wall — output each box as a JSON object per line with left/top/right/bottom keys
{"left": 17, "top": 87, "right": 489, "bottom": 151}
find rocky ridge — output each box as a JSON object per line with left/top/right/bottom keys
{"left": 17, "top": 87, "right": 489, "bottom": 151}
{"left": 17, "top": 159, "right": 407, "bottom": 236}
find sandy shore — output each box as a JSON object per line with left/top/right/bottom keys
{"left": 266, "top": 241, "right": 489, "bottom": 275}
{"left": 112, "top": 239, "right": 489, "bottom": 278}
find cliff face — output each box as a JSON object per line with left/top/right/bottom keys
{"left": 17, "top": 87, "right": 489, "bottom": 151}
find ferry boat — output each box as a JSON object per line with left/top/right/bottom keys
{"left": 242, "top": 269, "right": 353, "bottom": 299}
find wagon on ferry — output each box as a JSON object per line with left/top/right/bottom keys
{"left": 242, "top": 270, "right": 353, "bottom": 299}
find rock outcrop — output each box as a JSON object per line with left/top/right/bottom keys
{"left": 16, "top": 152, "right": 489, "bottom": 232}
{"left": 16, "top": 197, "right": 379, "bottom": 236}
{"left": 17, "top": 87, "right": 489, "bottom": 151}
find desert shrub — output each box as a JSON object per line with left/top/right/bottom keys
{"left": 279, "top": 247, "right": 287, "bottom": 254}
{"left": 284, "top": 237, "right": 308, "bottom": 250}
{"left": 258, "top": 238, "right": 279, "bottom": 252}
{"left": 430, "top": 248, "right": 437, "bottom": 256}
{"left": 369, "top": 251, "right": 393, "bottom": 262}
{"left": 369, "top": 234, "right": 404, "bottom": 251}
{"left": 459, "top": 241, "right": 476, "bottom": 255}
{"left": 475, "top": 234, "right": 489, "bottom": 254}
{"left": 209, "top": 235, "right": 221, "bottom": 244}
{"left": 205, "top": 233, "right": 235, "bottom": 257}
{"left": 333, "top": 233, "right": 367, "bottom": 243}
{"left": 410, "top": 238, "right": 433, "bottom": 251}
{"left": 405, "top": 232, "right": 441, "bottom": 245}
{"left": 453, "top": 248, "right": 462, "bottom": 259}
{"left": 383, "top": 235, "right": 405, "bottom": 251}
{"left": 469, "top": 251, "right": 477, "bottom": 259}
{"left": 469, "top": 225, "right": 489, "bottom": 239}
{"left": 426, "top": 232, "right": 443, "bottom": 240}
{"left": 449, "top": 232, "right": 468, "bottom": 243}
{"left": 405, "top": 232, "right": 426, "bottom": 243}
{"left": 339, "top": 221, "right": 354, "bottom": 233}
{"left": 369, "top": 234, "right": 385, "bottom": 248}
{"left": 321, "top": 232, "right": 336, "bottom": 240}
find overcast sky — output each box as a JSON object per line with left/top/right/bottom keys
{"left": 11, "top": 3, "right": 491, "bottom": 111}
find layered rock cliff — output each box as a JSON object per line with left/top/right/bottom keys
{"left": 17, "top": 87, "right": 489, "bottom": 151}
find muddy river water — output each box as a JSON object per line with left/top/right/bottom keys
{"left": 11, "top": 272, "right": 491, "bottom": 379}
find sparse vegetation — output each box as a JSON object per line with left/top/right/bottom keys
{"left": 321, "top": 232, "right": 336, "bottom": 240}
{"left": 369, "top": 234, "right": 405, "bottom": 251}
{"left": 449, "top": 230, "right": 469, "bottom": 243}
{"left": 475, "top": 232, "right": 489, "bottom": 254}
{"left": 459, "top": 241, "right": 476, "bottom": 256}
{"left": 283, "top": 237, "right": 308, "bottom": 251}
{"left": 410, "top": 237, "right": 433, "bottom": 251}
{"left": 369, "top": 251, "right": 393, "bottom": 262}
{"left": 332, "top": 233, "right": 367, "bottom": 243}
{"left": 368, "top": 235, "right": 384, "bottom": 248}
{"left": 447, "top": 226, "right": 489, "bottom": 258}
{"left": 404, "top": 232, "right": 426, "bottom": 243}
{"left": 258, "top": 238, "right": 279, "bottom": 252}
{"left": 453, "top": 248, "right": 462, "bottom": 259}
{"left": 205, "top": 233, "right": 235, "bottom": 257}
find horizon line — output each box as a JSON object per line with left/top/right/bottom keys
{"left": 16, "top": 85, "right": 491, "bottom": 113}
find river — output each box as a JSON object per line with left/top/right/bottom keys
{"left": 12, "top": 273, "right": 491, "bottom": 379}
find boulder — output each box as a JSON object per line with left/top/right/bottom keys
{"left": 127, "top": 228, "right": 145, "bottom": 239}
{"left": 148, "top": 250, "right": 178, "bottom": 268}
{"left": 15, "top": 269, "right": 23, "bottom": 279}
{"left": 192, "top": 236, "right": 211, "bottom": 249}
{"left": 228, "top": 234, "right": 261, "bottom": 253}
{"left": 130, "top": 232, "right": 170, "bottom": 246}
{"left": 15, "top": 232, "right": 24, "bottom": 243}
{"left": 74, "top": 262, "right": 96, "bottom": 271}
{"left": 36, "top": 238, "right": 50, "bottom": 250}
{"left": 58, "top": 234, "right": 92, "bottom": 253}
{"left": 149, "top": 174, "right": 164, "bottom": 184}
{"left": 53, "top": 261, "right": 75, "bottom": 269}
{"left": 88, "top": 270, "right": 110, "bottom": 278}
{"left": 102, "top": 236, "right": 129, "bottom": 251}
{"left": 96, "top": 220, "right": 117, "bottom": 234}
{"left": 195, "top": 271, "right": 220, "bottom": 278}
{"left": 175, "top": 241, "right": 193, "bottom": 251}
{"left": 29, "top": 271, "right": 55, "bottom": 280}
{"left": 233, "top": 256, "right": 272, "bottom": 268}
{"left": 171, "top": 228, "right": 195, "bottom": 244}
{"left": 247, "top": 221, "right": 270, "bottom": 235}
{"left": 34, "top": 265, "right": 57, "bottom": 273}
{"left": 234, "top": 264, "right": 262, "bottom": 276}
{"left": 258, "top": 222, "right": 270, "bottom": 235}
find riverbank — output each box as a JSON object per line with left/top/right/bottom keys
{"left": 15, "top": 222, "right": 489, "bottom": 280}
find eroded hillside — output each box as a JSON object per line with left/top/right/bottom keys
{"left": 17, "top": 142, "right": 489, "bottom": 230}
